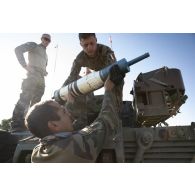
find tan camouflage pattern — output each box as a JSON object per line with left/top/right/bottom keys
{"left": 11, "top": 42, "right": 48, "bottom": 128}
{"left": 61, "top": 43, "right": 122, "bottom": 130}
{"left": 15, "top": 42, "right": 48, "bottom": 75}
{"left": 31, "top": 90, "right": 120, "bottom": 163}
{"left": 65, "top": 92, "right": 96, "bottom": 130}
{"left": 12, "top": 72, "right": 45, "bottom": 127}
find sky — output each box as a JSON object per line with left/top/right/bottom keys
{"left": 0, "top": 33, "right": 195, "bottom": 126}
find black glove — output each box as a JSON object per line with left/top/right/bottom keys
{"left": 109, "top": 65, "right": 125, "bottom": 85}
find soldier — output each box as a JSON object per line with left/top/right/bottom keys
{"left": 25, "top": 68, "right": 124, "bottom": 163}
{"left": 11, "top": 34, "right": 51, "bottom": 131}
{"left": 63, "top": 33, "right": 116, "bottom": 86}
{"left": 61, "top": 33, "right": 122, "bottom": 130}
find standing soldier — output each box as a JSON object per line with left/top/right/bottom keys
{"left": 61, "top": 33, "right": 123, "bottom": 130}
{"left": 63, "top": 33, "right": 116, "bottom": 86}
{"left": 11, "top": 34, "right": 51, "bottom": 131}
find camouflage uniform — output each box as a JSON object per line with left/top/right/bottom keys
{"left": 11, "top": 42, "right": 48, "bottom": 129}
{"left": 31, "top": 89, "right": 120, "bottom": 163}
{"left": 65, "top": 92, "right": 96, "bottom": 130}
{"left": 63, "top": 44, "right": 116, "bottom": 86}
{"left": 62, "top": 43, "right": 122, "bottom": 129}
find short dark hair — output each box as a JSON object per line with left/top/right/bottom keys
{"left": 25, "top": 100, "right": 60, "bottom": 138}
{"left": 78, "top": 33, "right": 96, "bottom": 41}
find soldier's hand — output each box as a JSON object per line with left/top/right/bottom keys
{"left": 25, "top": 65, "right": 33, "bottom": 73}
{"left": 23, "top": 65, "right": 28, "bottom": 71}
{"left": 109, "top": 65, "right": 125, "bottom": 85}
{"left": 67, "top": 92, "right": 75, "bottom": 103}
{"left": 104, "top": 75, "right": 115, "bottom": 91}
{"left": 52, "top": 90, "right": 66, "bottom": 105}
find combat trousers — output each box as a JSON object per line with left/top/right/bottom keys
{"left": 11, "top": 72, "right": 45, "bottom": 129}
{"left": 65, "top": 92, "right": 101, "bottom": 130}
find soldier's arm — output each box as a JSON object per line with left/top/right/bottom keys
{"left": 68, "top": 79, "right": 120, "bottom": 162}
{"left": 62, "top": 59, "right": 82, "bottom": 86}
{"left": 15, "top": 42, "right": 37, "bottom": 68}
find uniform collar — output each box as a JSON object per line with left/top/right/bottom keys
{"left": 40, "top": 131, "right": 78, "bottom": 144}
{"left": 39, "top": 43, "right": 46, "bottom": 49}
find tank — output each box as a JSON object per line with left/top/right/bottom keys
{"left": 9, "top": 65, "right": 195, "bottom": 163}
{"left": 0, "top": 129, "right": 18, "bottom": 162}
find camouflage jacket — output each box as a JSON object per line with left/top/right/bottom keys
{"left": 63, "top": 44, "right": 116, "bottom": 86}
{"left": 31, "top": 89, "right": 120, "bottom": 163}
{"left": 15, "top": 42, "right": 48, "bottom": 76}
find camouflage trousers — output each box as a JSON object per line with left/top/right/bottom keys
{"left": 65, "top": 83, "right": 123, "bottom": 131}
{"left": 65, "top": 92, "right": 102, "bottom": 130}
{"left": 11, "top": 73, "right": 45, "bottom": 129}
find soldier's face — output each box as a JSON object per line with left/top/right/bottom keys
{"left": 80, "top": 36, "right": 97, "bottom": 57}
{"left": 41, "top": 37, "right": 51, "bottom": 47}
{"left": 49, "top": 102, "right": 74, "bottom": 132}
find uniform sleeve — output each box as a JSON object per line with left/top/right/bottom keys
{"left": 62, "top": 59, "right": 82, "bottom": 86}
{"left": 69, "top": 90, "right": 120, "bottom": 161}
{"left": 15, "top": 42, "right": 37, "bottom": 67}
{"left": 102, "top": 45, "right": 117, "bottom": 65}
{"left": 31, "top": 90, "right": 121, "bottom": 163}
{"left": 107, "top": 48, "right": 117, "bottom": 64}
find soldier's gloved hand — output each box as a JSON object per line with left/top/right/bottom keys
{"left": 109, "top": 65, "right": 125, "bottom": 85}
